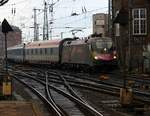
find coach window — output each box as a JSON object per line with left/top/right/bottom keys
{"left": 42, "top": 49, "right": 44, "bottom": 54}
{"left": 51, "top": 48, "right": 53, "bottom": 54}
{"left": 34, "top": 49, "right": 36, "bottom": 55}
{"left": 21, "top": 49, "right": 23, "bottom": 55}
{"left": 15, "top": 50, "right": 17, "bottom": 55}
{"left": 37, "top": 49, "right": 38, "bottom": 55}
{"left": 29, "top": 49, "right": 30, "bottom": 54}
{"left": 19, "top": 49, "right": 21, "bottom": 54}
{"left": 42, "top": 48, "right": 45, "bottom": 54}
{"left": 20, "top": 49, "right": 21, "bottom": 55}
{"left": 29, "top": 49, "right": 31, "bottom": 54}
{"left": 35, "top": 49, "right": 37, "bottom": 55}
{"left": 11, "top": 50, "right": 13, "bottom": 55}
{"left": 25, "top": 50, "right": 27, "bottom": 55}
{"left": 38, "top": 49, "right": 40, "bottom": 55}
{"left": 16, "top": 49, "right": 18, "bottom": 54}
{"left": 54, "top": 48, "right": 58, "bottom": 55}
{"left": 45, "top": 48, "right": 47, "bottom": 54}
{"left": 47, "top": 48, "right": 50, "bottom": 54}
{"left": 32, "top": 49, "right": 34, "bottom": 55}
{"left": 52, "top": 48, "right": 55, "bottom": 55}
{"left": 40, "top": 48, "right": 42, "bottom": 54}
{"left": 20, "top": 49, "right": 22, "bottom": 55}
{"left": 13, "top": 50, "right": 15, "bottom": 55}
{"left": 48, "top": 48, "right": 50, "bottom": 54}
{"left": 17, "top": 49, "right": 19, "bottom": 55}
{"left": 31, "top": 49, "right": 33, "bottom": 54}
{"left": 18, "top": 49, "right": 19, "bottom": 55}
{"left": 27, "top": 49, "right": 29, "bottom": 55}
{"left": 37, "top": 49, "right": 39, "bottom": 55}
{"left": 27, "top": 49, "right": 28, "bottom": 55}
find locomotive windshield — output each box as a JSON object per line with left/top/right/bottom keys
{"left": 91, "top": 38, "right": 113, "bottom": 53}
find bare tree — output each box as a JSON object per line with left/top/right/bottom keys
{"left": 0, "top": 0, "right": 9, "bottom": 6}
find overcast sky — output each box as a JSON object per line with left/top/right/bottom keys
{"left": 0, "top": 0, "right": 108, "bottom": 42}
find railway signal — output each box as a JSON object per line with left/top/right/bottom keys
{"left": 2, "top": 19, "right": 13, "bottom": 72}
{"left": 1, "top": 19, "right": 13, "bottom": 97}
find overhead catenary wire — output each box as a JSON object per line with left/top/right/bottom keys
{"left": 52, "top": 6, "right": 108, "bottom": 22}
{"left": 3, "top": 0, "right": 108, "bottom": 41}
{"left": 9, "top": 3, "right": 108, "bottom": 28}
{"left": 23, "top": 6, "right": 107, "bottom": 40}
{"left": 0, "top": 0, "right": 9, "bottom": 6}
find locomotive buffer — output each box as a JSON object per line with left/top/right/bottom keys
{"left": 1, "top": 19, "right": 13, "bottom": 96}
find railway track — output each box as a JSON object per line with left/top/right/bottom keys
{"left": 10, "top": 65, "right": 150, "bottom": 104}
{"left": 10, "top": 69, "right": 106, "bottom": 116}
{"left": 7, "top": 65, "right": 150, "bottom": 115}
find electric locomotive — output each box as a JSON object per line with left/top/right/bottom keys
{"left": 61, "top": 36, "right": 117, "bottom": 67}
{"left": 90, "top": 37, "right": 117, "bottom": 66}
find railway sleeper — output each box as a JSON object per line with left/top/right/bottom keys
{"left": 134, "top": 105, "right": 150, "bottom": 115}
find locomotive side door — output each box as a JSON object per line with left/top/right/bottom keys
{"left": 61, "top": 41, "right": 72, "bottom": 64}
{"left": 68, "top": 43, "right": 72, "bottom": 62}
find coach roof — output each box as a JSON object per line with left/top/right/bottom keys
{"left": 26, "top": 39, "right": 62, "bottom": 49}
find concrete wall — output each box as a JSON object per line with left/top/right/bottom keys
{"left": 93, "top": 13, "right": 108, "bottom": 37}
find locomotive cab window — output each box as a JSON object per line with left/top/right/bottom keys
{"left": 91, "top": 38, "right": 112, "bottom": 53}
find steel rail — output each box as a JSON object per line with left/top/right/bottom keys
{"left": 11, "top": 73, "right": 63, "bottom": 116}
{"left": 11, "top": 70, "right": 104, "bottom": 116}
{"left": 13, "top": 69, "right": 150, "bottom": 104}
{"left": 45, "top": 72, "right": 67, "bottom": 116}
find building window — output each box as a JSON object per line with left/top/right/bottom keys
{"left": 132, "top": 8, "right": 147, "bottom": 35}
{"left": 95, "top": 20, "right": 104, "bottom": 26}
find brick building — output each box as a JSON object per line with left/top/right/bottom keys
{"left": 112, "top": 0, "right": 150, "bottom": 72}
{"left": 0, "top": 25, "right": 22, "bottom": 59}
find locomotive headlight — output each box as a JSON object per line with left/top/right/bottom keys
{"left": 113, "top": 55, "right": 117, "bottom": 59}
{"left": 94, "top": 56, "right": 98, "bottom": 60}
{"left": 104, "top": 48, "right": 107, "bottom": 51}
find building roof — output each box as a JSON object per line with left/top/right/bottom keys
{"left": 0, "top": 25, "right": 21, "bottom": 32}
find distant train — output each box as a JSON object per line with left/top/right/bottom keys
{"left": 7, "top": 36, "right": 117, "bottom": 69}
